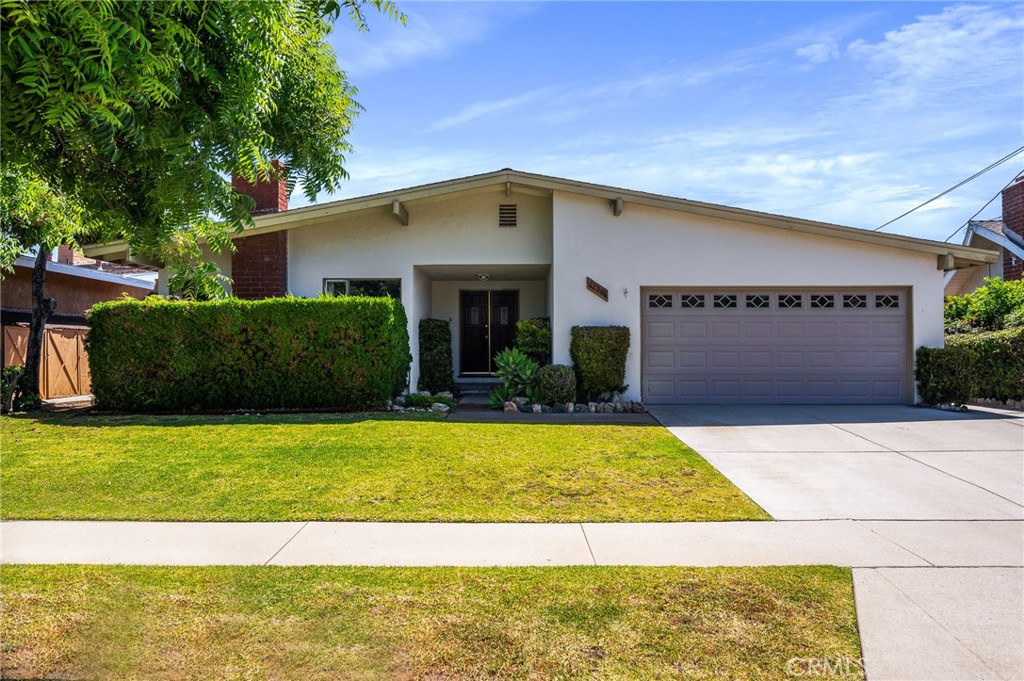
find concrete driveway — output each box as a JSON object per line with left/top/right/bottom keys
{"left": 649, "top": 404, "right": 1024, "bottom": 520}
{"left": 650, "top": 403, "right": 1024, "bottom": 681}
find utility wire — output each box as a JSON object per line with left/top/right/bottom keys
{"left": 874, "top": 146, "right": 1024, "bottom": 232}
{"left": 943, "top": 172, "right": 1021, "bottom": 243}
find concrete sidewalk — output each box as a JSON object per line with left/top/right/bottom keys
{"left": 3, "top": 519, "right": 1021, "bottom": 567}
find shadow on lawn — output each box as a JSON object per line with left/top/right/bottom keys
{"left": 5, "top": 410, "right": 661, "bottom": 428}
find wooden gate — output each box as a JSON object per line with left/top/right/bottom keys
{"left": 2, "top": 325, "right": 91, "bottom": 399}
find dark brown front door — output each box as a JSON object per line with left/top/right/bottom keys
{"left": 460, "top": 290, "right": 519, "bottom": 374}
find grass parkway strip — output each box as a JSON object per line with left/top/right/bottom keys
{"left": 1, "top": 412, "right": 768, "bottom": 522}
{"left": 1, "top": 565, "right": 863, "bottom": 680}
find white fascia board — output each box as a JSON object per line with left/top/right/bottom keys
{"left": 14, "top": 256, "right": 156, "bottom": 290}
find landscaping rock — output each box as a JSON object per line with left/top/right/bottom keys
{"left": 588, "top": 402, "right": 598, "bottom": 413}
{"left": 518, "top": 404, "right": 533, "bottom": 414}
{"left": 416, "top": 390, "right": 431, "bottom": 397}
{"left": 531, "top": 404, "right": 542, "bottom": 414}
{"left": 394, "top": 395, "right": 407, "bottom": 406}
{"left": 574, "top": 403, "right": 588, "bottom": 414}
{"left": 564, "top": 402, "right": 575, "bottom": 414}
{"left": 613, "top": 401, "right": 625, "bottom": 413}
{"left": 437, "top": 391, "right": 454, "bottom": 401}
{"left": 512, "top": 396, "right": 529, "bottom": 408}
{"left": 541, "top": 405, "right": 552, "bottom": 413}
{"left": 430, "top": 402, "right": 450, "bottom": 414}
{"left": 503, "top": 401, "right": 518, "bottom": 413}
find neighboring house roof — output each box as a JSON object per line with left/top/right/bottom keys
{"left": 70, "top": 252, "right": 158, "bottom": 284}
{"left": 13, "top": 255, "right": 155, "bottom": 290}
{"left": 962, "top": 218, "right": 1024, "bottom": 260}
{"left": 83, "top": 168, "right": 999, "bottom": 269}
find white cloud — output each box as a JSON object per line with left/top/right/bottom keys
{"left": 332, "top": 4, "right": 535, "bottom": 77}
{"left": 796, "top": 40, "right": 840, "bottom": 64}
{"left": 846, "top": 4, "right": 1023, "bottom": 98}
{"left": 431, "top": 87, "right": 560, "bottom": 131}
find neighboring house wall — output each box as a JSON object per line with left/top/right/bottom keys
{"left": 550, "top": 191, "right": 944, "bottom": 400}
{"left": 0, "top": 264, "right": 149, "bottom": 316}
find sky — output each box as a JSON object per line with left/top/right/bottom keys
{"left": 302, "top": 1, "right": 1024, "bottom": 244}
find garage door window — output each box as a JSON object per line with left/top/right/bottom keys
{"left": 648, "top": 294, "right": 673, "bottom": 308}
{"left": 810, "top": 294, "right": 835, "bottom": 309}
{"left": 713, "top": 294, "right": 737, "bottom": 308}
{"left": 779, "top": 294, "right": 803, "bottom": 308}
{"left": 745, "top": 294, "right": 770, "bottom": 309}
{"left": 876, "top": 294, "right": 900, "bottom": 308}
{"left": 843, "top": 294, "right": 868, "bottom": 309}
{"left": 681, "top": 294, "right": 705, "bottom": 308}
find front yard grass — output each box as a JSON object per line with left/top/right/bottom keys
{"left": 2, "top": 564, "right": 863, "bottom": 680}
{"left": 0, "top": 412, "right": 767, "bottom": 522}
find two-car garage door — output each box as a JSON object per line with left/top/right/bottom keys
{"left": 641, "top": 289, "right": 909, "bottom": 404}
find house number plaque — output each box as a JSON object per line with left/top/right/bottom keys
{"left": 586, "top": 277, "right": 609, "bottom": 302}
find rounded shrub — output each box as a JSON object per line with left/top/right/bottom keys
{"left": 537, "top": 364, "right": 576, "bottom": 404}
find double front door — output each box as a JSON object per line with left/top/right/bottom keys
{"left": 460, "top": 290, "right": 519, "bottom": 374}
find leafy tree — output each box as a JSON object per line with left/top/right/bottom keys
{"left": 0, "top": 0, "right": 403, "bottom": 409}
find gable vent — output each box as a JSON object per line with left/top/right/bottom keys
{"left": 498, "top": 204, "right": 518, "bottom": 228}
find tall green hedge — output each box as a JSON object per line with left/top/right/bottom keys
{"left": 418, "top": 318, "right": 453, "bottom": 394}
{"left": 570, "top": 326, "right": 630, "bottom": 401}
{"left": 915, "top": 328, "right": 1024, "bottom": 405}
{"left": 86, "top": 297, "right": 411, "bottom": 411}
{"left": 515, "top": 317, "right": 551, "bottom": 365}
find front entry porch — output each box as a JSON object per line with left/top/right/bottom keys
{"left": 411, "top": 264, "right": 550, "bottom": 390}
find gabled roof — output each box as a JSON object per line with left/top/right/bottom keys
{"left": 85, "top": 168, "right": 999, "bottom": 269}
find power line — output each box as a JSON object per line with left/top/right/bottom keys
{"left": 874, "top": 146, "right": 1024, "bottom": 232}
{"left": 943, "top": 171, "right": 1021, "bottom": 243}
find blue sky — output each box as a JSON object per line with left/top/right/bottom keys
{"left": 304, "top": 1, "right": 1023, "bottom": 244}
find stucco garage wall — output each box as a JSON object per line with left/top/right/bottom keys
{"left": 430, "top": 280, "right": 548, "bottom": 376}
{"left": 551, "top": 191, "right": 944, "bottom": 402}
{"left": 287, "top": 190, "right": 553, "bottom": 389}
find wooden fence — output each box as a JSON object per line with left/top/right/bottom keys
{"left": 2, "top": 325, "right": 91, "bottom": 399}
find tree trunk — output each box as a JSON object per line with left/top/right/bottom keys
{"left": 20, "top": 246, "right": 56, "bottom": 403}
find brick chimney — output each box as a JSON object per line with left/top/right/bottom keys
{"left": 1002, "top": 174, "right": 1023, "bottom": 281}
{"left": 231, "top": 160, "right": 289, "bottom": 299}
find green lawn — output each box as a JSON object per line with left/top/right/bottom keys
{"left": 2, "top": 565, "right": 863, "bottom": 680}
{"left": 0, "top": 412, "right": 767, "bottom": 522}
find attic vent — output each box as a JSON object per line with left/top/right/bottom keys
{"left": 498, "top": 204, "right": 518, "bottom": 228}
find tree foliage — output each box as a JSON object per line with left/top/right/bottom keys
{"left": 945, "top": 277, "right": 1024, "bottom": 334}
{"left": 0, "top": 0, "right": 403, "bottom": 408}
{"left": 1, "top": 0, "right": 404, "bottom": 269}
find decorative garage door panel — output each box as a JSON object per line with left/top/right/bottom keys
{"left": 642, "top": 290, "right": 908, "bottom": 404}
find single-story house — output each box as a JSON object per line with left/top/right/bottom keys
{"left": 1, "top": 245, "right": 156, "bottom": 398}
{"left": 944, "top": 177, "right": 1024, "bottom": 297}
{"left": 85, "top": 168, "right": 998, "bottom": 405}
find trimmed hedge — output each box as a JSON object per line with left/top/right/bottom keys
{"left": 915, "top": 328, "right": 1024, "bottom": 405}
{"left": 418, "top": 318, "right": 454, "bottom": 394}
{"left": 86, "top": 297, "right": 411, "bottom": 411}
{"left": 570, "top": 326, "right": 629, "bottom": 401}
{"left": 516, "top": 317, "right": 551, "bottom": 365}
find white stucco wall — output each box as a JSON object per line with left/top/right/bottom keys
{"left": 286, "top": 189, "right": 553, "bottom": 390}
{"left": 551, "top": 191, "right": 945, "bottom": 402}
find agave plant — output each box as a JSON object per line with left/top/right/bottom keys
{"left": 493, "top": 347, "right": 539, "bottom": 396}
{"left": 488, "top": 384, "right": 517, "bottom": 410}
